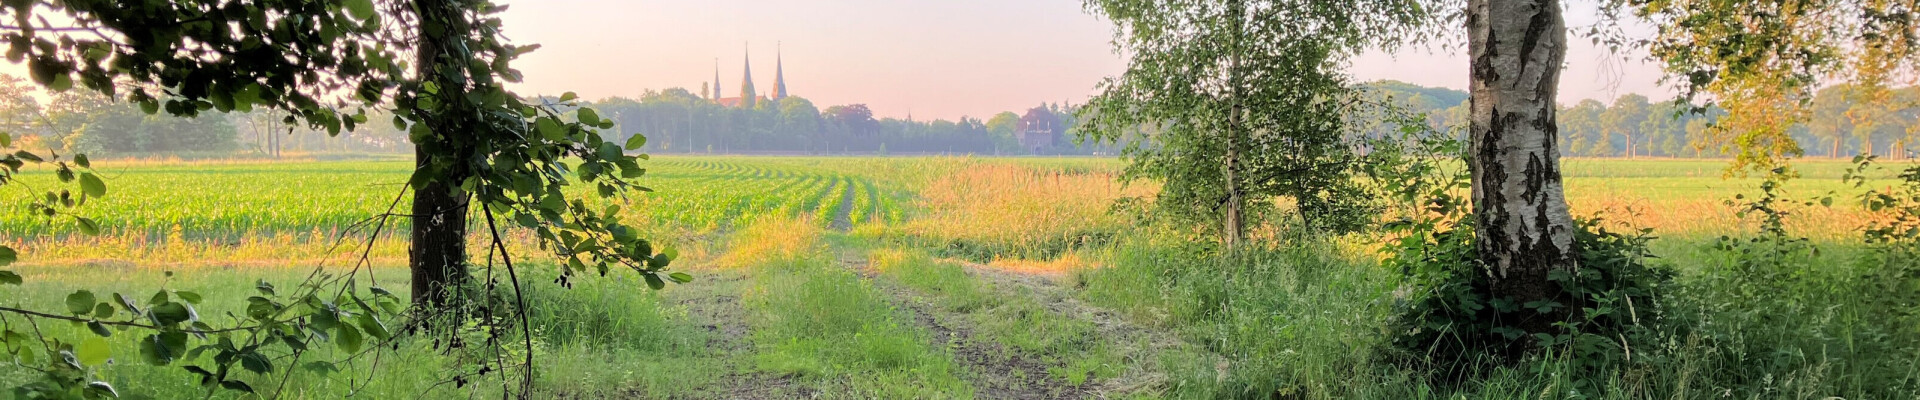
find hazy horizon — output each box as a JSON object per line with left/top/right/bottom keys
{"left": 498, "top": 0, "right": 1672, "bottom": 121}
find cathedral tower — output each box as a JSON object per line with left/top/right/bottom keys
{"left": 738, "top": 45, "right": 758, "bottom": 109}
{"left": 773, "top": 44, "right": 788, "bottom": 100}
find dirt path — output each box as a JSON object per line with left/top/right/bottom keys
{"left": 834, "top": 248, "right": 1093, "bottom": 399}
{"left": 828, "top": 181, "right": 857, "bottom": 232}
{"left": 936, "top": 258, "right": 1209, "bottom": 397}
{"left": 664, "top": 269, "right": 810, "bottom": 399}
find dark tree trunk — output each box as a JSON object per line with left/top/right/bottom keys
{"left": 408, "top": 0, "right": 473, "bottom": 306}
{"left": 409, "top": 148, "right": 470, "bottom": 305}
{"left": 1467, "top": 0, "right": 1577, "bottom": 330}
{"left": 1222, "top": 0, "right": 1246, "bottom": 249}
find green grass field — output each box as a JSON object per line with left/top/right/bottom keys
{"left": 0, "top": 156, "right": 1913, "bottom": 399}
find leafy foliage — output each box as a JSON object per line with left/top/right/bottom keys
{"left": 0, "top": 0, "right": 682, "bottom": 397}
{"left": 1604, "top": 0, "right": 1920, "bottom": 172}
{"left": 1376, "top": 130, "right": 1675, "bottom": 388}
{"left": 1080, "top": 0, "right": 1440, "bottom": 238}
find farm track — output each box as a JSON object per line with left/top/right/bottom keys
{"left": 832, "top": 247, "right": 1072, "bottom": 399}
{"left": 665, "top": 268, "right": 811, "bottom": 400}
{"left": 829, "top": 182, "right": 857, "bottom": 232}
{"left": 937, "top": 258, "right": 1208, "bottom": 397}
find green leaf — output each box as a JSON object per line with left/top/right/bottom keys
{"left": 91, "top": 303, "right": 113, "bottom": 319}
{"left": 86, "top": 321, "right": 111, "bottom": 338}
{"left": 536, "top": 117, "right": 564, "bottom": 141}
{"left": 0, "top": 246, "right": 13, "bottom": 267}
{"left": 72, "top": 154, "right": 88, "bottom": 168}
{"left": 576, "top": 107, "right": 600, "bottom": 126}
{"left": 17, "top": 342, "right": 35, "bottom": 365}
{"left": 113, "top": 293, "right": 140, "bottom": 314}
{"left": 0, "top": 133, "right": 9, "bottom": 148}
{"left": 66, "top": 290, "right": 97, "bottom": 315}
{"left": 151, "top": 302, "right": 192, "bottom": 325}
{"left": 138, "top": 331, "right": 187, "bottom": 365}
{"left": 0, "top": 270, "right": 20, "bottom": 285}
{"left": 220, "top": 380, "right": 255, "bottom": 393}
{"left": 77, "top": 336, "right": 110, "bottom": 365}
{"left": 334, "top": 324, "right": 364, "bottom": 354}
{"left": 344, "top": 0, "right": 376, "bottom": 20}
{"left": 355, "top": 313, "right": 391, "bottom": 341}
{"left": 239, "top": 351, "right": 272, "bottom": 374}
{"left": 79, "top": 172, "right": 105, "bottom": 198}
{"left": 643, "top": 273, "right": 665, "bottom": 290}
{"left": 75, "top": 217, "right": 100, "bottom": 236}
{"left": 668, "top": 272, "right": 693, "bottom": 283}
{"left": 303, "top": 361, "right": 339, "bottom": 375}
{"left": 624, "top": 134, "right": 647, "bottom": 151}
{"left": 84, "top": 381, "right": 117, "bottom": 398}
{"left": 174, "top": 291, "right": 202, "bottom": 304}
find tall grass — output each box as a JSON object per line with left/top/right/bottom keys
{"left": 1073, "top": 229, "right": 1920, "bottom": 399}
{"left": 871, "top": 248, "right": 1125, "bottom": 387}
{"left": 903, "top": 164, "right": 1149, "bottom": 259}
{"left": 730, "top": 218, "right": 972, "bottom": 398}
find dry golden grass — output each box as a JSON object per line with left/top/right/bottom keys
{"left": 983, "top": 253, "right": 1101, "bottom": 276}
{"left": 903, "top": 163, "right": 1154, "bottom": 256}
{"left": 718, "top": 216, "right": 824, "bottom": 269}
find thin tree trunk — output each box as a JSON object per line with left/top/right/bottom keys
{"left": 1468, "top": 0, "right": 1577, "bottom": 333}
{"left": 1221, "top": 0, "right": 1246, "bottom": 249}
{"left": 1625, "top": 132, "right": 1634, "bottom": 158}
{"left": 408, "top": 0, "right": 473, "bottom": 306}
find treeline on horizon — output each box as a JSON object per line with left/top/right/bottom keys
{"left": 3, "top": 74, "right": 1915, "bottom": 159}
{"left": 1364, "top": 80, "right": 1920, "bottom": 159}
{"left": 587, "top": 87, "right": 1114, "bottom": 155}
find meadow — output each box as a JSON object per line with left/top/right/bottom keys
{"left": 0, "top": 156, "right": 1913, "bottom": 398}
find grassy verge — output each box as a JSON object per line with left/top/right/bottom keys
{"left": 731, "top": 218, "right": 972, "bottom": 398}
{"left": 869, "top": 248, "right": 1123, "bottom": 387}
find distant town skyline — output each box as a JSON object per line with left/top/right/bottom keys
{"left": 498, "top": 0, "right": 1673, "bottom": 121}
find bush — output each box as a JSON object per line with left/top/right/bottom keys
{"left": 1383, "top": 215, "right": 1675, "bottom": 385}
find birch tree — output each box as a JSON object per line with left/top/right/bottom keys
{"left": 1466, "top": 0, "right": 1578, "bottom": 327}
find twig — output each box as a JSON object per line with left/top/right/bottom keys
{"left": 480, "top": 202, "right": 535, "bottom": 397}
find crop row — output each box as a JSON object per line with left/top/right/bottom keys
{"left": 1, "top": 158, "right": 914, "bottom": 241}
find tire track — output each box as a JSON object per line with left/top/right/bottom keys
{"left": 835, "top": 248, "right": 1088, "bottom": 399}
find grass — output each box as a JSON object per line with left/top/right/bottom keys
{"left": 0, "top": 155, "right": 1913, "bottom": 398}
{"left": 730, "top": 219, "right": 973, "bottom": 398}
{"left": 870, "top": 248, "right": 1123, "bottom": 388}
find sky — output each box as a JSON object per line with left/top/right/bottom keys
{"left": 497, "top": 0, "right": 1677, "bottom": 121}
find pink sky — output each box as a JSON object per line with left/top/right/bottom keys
{"left": 499, "top": 0, "right": 1676, "bottom": 121}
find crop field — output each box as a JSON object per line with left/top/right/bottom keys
{"left": 0, "top": 156, "right": 1914, "bottom": 399}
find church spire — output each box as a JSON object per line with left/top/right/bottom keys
{"left": 773, "top": 43, "right": 788, "bottom": 100}
{"left": 712, "top": 59, "right": 721, "bottom": 101}
{"left": 738, "top": 44, "right": 757, "bottom": 109}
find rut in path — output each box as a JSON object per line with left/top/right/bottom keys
{"left": 661, "top": 270, "right": 811, "bottom": 399}
{"left": 827, "top": 180, "right": 857, "bottom": 232}
{"left": 836, "top": 248, "right": 1092, "bottom": 399}
{"left": 934, "top": 258, "right": 1212, "bottom": 397}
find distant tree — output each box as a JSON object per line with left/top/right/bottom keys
{"left": 1612, "top": 0, "right": 1920, "bottom": 172}
{"left": 1603, "top": 94, "right": 1652, "bottom": 158}
{"left": 1810, "top": 85, "right": 1857, "bottom": 158}
{"left": 0, "top": 75, "right": 40, "bottom": 137}
{"left": 1561, "top": 100, "right": 1608, "bottom": 156}
{"left": 986, "top": 111, "right": 1021, "bottom": 154}
{"left": 825, "top": 104, "right": 877, "bottom": 137}
{"left": 1082, "top": 0, "right": 1436, "bottom": 246}
{"left": 777, "top": 96, "right": 822, "bottom": 150}
{"left": 1641, "top": 100, "right": 1691, "bottom": 157}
